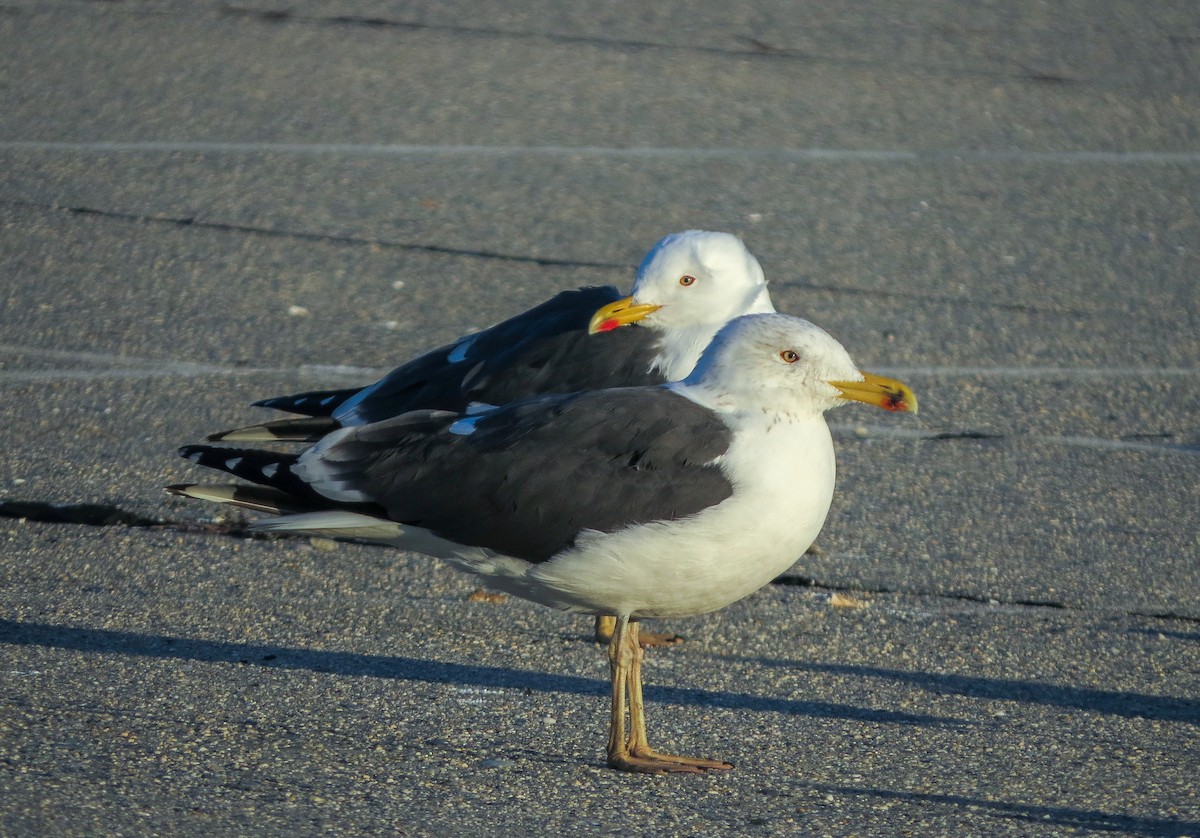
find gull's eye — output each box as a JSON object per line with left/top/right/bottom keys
{"left": 678, "top": 275, "right": 696, "bottom": 286}
{"left": 780, "top": 349, "right": 799, "bottom": 364}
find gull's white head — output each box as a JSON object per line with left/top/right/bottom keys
{"left": 680, "top": 313, "right": 918, "bottom": 419}
{"left": 590, "top": 231, "right": 774, "bottom": 333}
{"left": 588, "top": 231, "right": 776, "bottom": 379}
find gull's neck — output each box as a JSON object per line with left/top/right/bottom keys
{"left": 651, "top": 284, "right": 775, "bottom": 381}
{"left": 651, "top": 325, "right": 726, "bottom": 381}
{"left": 746, "top": 285, "right": 776, "bottom": 315}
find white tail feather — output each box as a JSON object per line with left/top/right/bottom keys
{"left": 250, "top": 511, "right": 487, "bottom": 560}
{"left": 250, "top": 511, "right": 406, "bottom": 542}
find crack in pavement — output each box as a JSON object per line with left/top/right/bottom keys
{"left": 775, "top": 573, "right": 1200, "bottom": 624}
{"left": 0, "top": 1, "right": 1116, "bottom": 87}
{"left": 1, "top": 199, "right": 631, "bottom": 271}
{"left": 1, "top": 198, "right": 1139, "bottom": 318}
{"left": 214, "top": 4, "right": 1091, "bottom": 86}
{"left": 771, "top": 279, "right": 1097, "bottom": 317}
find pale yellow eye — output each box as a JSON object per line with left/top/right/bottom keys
{"left": 678, "top": 275, "right": 696, "bottom": 286}
{"left": 780, "top": 349, "right": 799, "bottom": 364}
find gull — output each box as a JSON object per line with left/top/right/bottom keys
{"left": 222, "top": 230, "right": 774, "bottom": 439}
{"left": 170, "top": 312, "right": 917, "bottom": 773}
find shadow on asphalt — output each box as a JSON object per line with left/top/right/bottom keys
{"left": 802, "top": 784, "right": 1200, "bottom": 838}
{"left": 0, "top": 618, "right": 960, "bottom": 727}
{"left": 734, "top": 657, "right": 1200, "bottom": 725}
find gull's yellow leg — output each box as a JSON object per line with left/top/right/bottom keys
{"left": 606, "top": 618, "right": 732, "bottom": 774}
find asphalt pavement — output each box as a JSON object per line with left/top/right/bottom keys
{"left": 1, "top": 2, "right": 1198, "bottom": 835}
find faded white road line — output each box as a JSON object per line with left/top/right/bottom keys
{"left": 3, "top": 141, "right": 1200, "bottom": 165}
{"left": 4, "top": 345, "right": 1196, "bottom": 383}
{"left": 3, "top": 345, "right": 1194, "bottom": 455}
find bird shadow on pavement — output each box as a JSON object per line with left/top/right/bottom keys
{"left": 0, "top": 617, "right": 963, "bottom": 728}
{"left": 1126, "top": 626, "right": 1200, "bottom": 644}
{"left": 802, "top": 783, "right": 1200, "bottom": 838}
{"left": 730, "top": 657, "right": 1200, "bottom": 725}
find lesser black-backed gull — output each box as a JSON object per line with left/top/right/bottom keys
{"left": 220, "top": 230, "right": 774, "bottom": 442}
{"left": 170, "top": 312, "right": 917, "bottom": 773}
{"left": 209, "top": 229, "right": 775, "bottom": 646}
